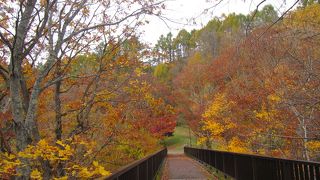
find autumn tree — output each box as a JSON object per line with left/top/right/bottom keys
{"left": 0, "top": 0, "right": 167, "bottom": 178}
{"left": 168, "top": 3, "right": 320, "bottom": 161}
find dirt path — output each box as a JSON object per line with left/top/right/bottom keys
{"left": 161, "top": 154, "right": 215, "bottom": 180}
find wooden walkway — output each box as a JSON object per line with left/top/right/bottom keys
{"left": 161, "top": 154, "right": 215, "bottom": 180}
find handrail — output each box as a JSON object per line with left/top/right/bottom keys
{"left": 187, "top": 147, "right": 320, "bottom": 165}
{"left": 184, "top": 146, "right": 320, "bottom": 180}
{"left": 106, "top": 148, "right": 167, "bottom": 180}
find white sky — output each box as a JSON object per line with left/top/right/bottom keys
{"left": 140, "top": 0, "right": 299, "bottom": 45}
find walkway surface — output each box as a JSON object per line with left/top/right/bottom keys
{"left": 161, "top": 154, "right": 215, "bottom": 180}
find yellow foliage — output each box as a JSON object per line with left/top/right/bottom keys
{"left": 93, "top": 161, "right": 111, "bottom": 176}
{"left": 255, "top": 103, "right": 278, "bottom": 122}
{"left": 1, "top": 139, "right": 110, "bottom": 179}
{"left": 227, "top": 137, "right": 249, "bottom": 153}
{"left": 144, "top": 93, "right": 175, "bottom": 116}
{"left": 287, "top": 4, "right": 320, "bottom": 29}
{"left": 202, "top": 93, "right": 234, "bottom": 119}
{"left": 201, "top": 121, "right": 224, "bottom": 136}
{"left": 201, "top": 93, "right": 235, "bottom": 142}
{"left": 196, "top": 137, "right": 207, "bottom": 146}
{"left": 257, "top": 148, "right": 267, "bottom": 155}
{"left": 306, "top": 141, "right": 320, "bottom": 152}
{"left": 53, "top": 177, "right": 68, "bottom": 180}
{"left": 0, "top": 153, "right": 21, "bottom": 176}
{"left": 134, "top": 67, "right": 145, "bottom": 77}
{"left": 18, "top": 139, "right": 73, "bottom": 161}
{"left": 30, "top": 169, "right": 42, "bottom": 180}
{"left": 267, "top": 94, "right": 281, "bottom": 102}
{"left": 187, "top": 52, "right": 203, "bottom": 65}
{"left": 75, "top": 163, "right": 110, "bottom": 178}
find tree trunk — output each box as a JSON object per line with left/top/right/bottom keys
{"left": 54, "top": 61, "right": 63, "bottom": 141}
{"left": 55, "top": 80, "right": 63, "bottom": 140}
{"left": 54, "top": 61, "right": 66, "bottom": 177}
{"left": 9, "top": 1, "right": 37, "bottom": 178}
{"left": 302, "top": 124, "right": 310, "bottom": 161}
{"left": 10, "top": 50, "right": 33, "bottom": 179}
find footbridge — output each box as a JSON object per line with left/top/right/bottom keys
{"left": 105, "top": 147, "right": 320, "bottom": 180}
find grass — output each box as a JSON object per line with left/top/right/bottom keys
{"left": 163, "top": 125, "right": 197, "bottom": 154}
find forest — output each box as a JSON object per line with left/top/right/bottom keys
{"left": 152, "top": 2, "right": 320, "bottom": 161}
{"left": 0, "top": 0, "right": 319, "bottom": 179}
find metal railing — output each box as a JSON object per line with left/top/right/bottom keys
{"left": 106, "top": 148, "right": 167, "bottom": 180}
{"left": 184, "top": 147, "right": 320, "bottom": 180}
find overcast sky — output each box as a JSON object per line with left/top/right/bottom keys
{"left": 140, "top": 0, "right": 299, "bottom": 45}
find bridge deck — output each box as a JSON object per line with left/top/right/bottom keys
{"left": 161, "top": 154, "right": 215, "bottom": 180}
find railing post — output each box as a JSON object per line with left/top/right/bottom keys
{"left": 206, "top": 149, "right": 209, "bottom": 163}
{"left": 316, "top": 165, "right": 320, "bottom": 179}
{"left": 152, "top": 156, "right": 154, "bottom": 177}
{"left": 146, "top": 158, "right": 149, "bottom": 180}
{"left": 309, "top": 165, "right": 316, "bottom": 180}
{"left": 251, "top": 157, "right": 256, "bottom": 180}
{"left": 283, "top": 161, "right": 294, "bottom": 180}
{"left": 209, "top": 149, "right": 212, "bottom": 165}
{"left": 215, "top": 151, "right": 218, "bottom": 172}
{"left": 304, "top": 164, "right": 309, "bottom": 180}
{"left": 223, "top": 153, "right": 226, "bottom": 173}
{"left": 234, "top": 155, "right": 238, "bottom": 180}
{"left": 136, "top": 165, "right": 139, "bottom": 180}
{"left": 223, "top": 153, "right": 228, "bottom": 179}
